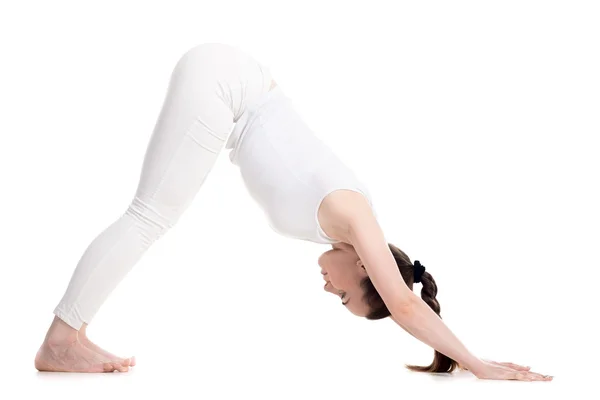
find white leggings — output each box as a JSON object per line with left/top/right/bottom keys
{"left": 54, "top": 43, "right": 274, "bottom": 330}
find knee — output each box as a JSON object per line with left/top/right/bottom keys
{"left": 125, "top": 197, "right": 178, "bottom": 244}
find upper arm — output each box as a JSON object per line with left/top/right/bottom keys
{"left": 343, "top": 202, "right": 415, "bottom": 311}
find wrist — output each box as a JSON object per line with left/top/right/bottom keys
{"left": 460, "top": 355, "right": 484, "bottom": 373}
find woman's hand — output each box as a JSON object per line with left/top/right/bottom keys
{"left": 466, "top": 359, "right": 553, "bottom": 381}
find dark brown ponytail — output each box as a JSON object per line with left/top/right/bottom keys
{"left": 360, "top": 244, "right": 458, "bottom": 373}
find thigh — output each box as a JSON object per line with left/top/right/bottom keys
{"left": 142, "top": 109, "right": 231, "bottom": 226}
{"left": 133, "top": 48, "right": 236, "bottom": 225}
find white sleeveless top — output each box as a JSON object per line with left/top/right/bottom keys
{"left": 225, "top": 85, "right": 375, "bottom": 244}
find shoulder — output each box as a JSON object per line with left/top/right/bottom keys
{"left": 321, "top": 189, "right": 371, "bottom": 214}
{"left": 318, "top": 189, "right": 375, "bottom": 241}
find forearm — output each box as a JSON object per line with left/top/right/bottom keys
{"left": 393, "top": 317, "right": 468, "bottom": 370}
{"left": 393, "top": 293, "right": 482, "bottom": 370}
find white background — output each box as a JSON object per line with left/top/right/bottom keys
{"left": 1, "top": 0, "right": 598, "bottom": 398}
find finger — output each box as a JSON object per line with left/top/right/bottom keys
{"left": 514, "top": 372, "right": 536, "bottom": 381}
{"left": 527, "top": 371, "right": 554, "bottom": 380}
{"left": 527, "top": 373, "right": 553, "bottom": 381}
{"left": 515, "top": 371, "right": 553, "bottom": 381}
{"left": 484, "top": 359, "right": 529, "bottom": 371}
{"left": 492, "top": 361, "right": 531, "bottom": 371}
{"left": 521, "top": 368, "right": 549, "bottom": 377}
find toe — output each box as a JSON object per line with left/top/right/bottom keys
{"left": 111, "top": 362, "right": 128, "bottom": 373}
{"left": 102, "top": 362, "right": 116, "bottom": 372}
{"left": 129, "top": 356, "right": 136, "bottom": 367}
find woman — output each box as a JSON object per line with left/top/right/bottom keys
{"left": 34, "top": 43, "right": 552, "bottom": 381}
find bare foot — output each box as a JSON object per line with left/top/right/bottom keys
{"left": 35, "top": 338, "right": 128, "bottom": 373}
{"left": 35, "top": 316, "right": 129, "bottom": 373}
{"left": 79, "top": 324, "right": 135, "bottom": 367}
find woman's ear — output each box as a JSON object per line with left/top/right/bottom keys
{"left": 356, "top": 259, "right": 366, "bottom": 270}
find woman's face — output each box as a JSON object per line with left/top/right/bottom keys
{"left": 318, "top": 242, "right": 370, "bottom": 317}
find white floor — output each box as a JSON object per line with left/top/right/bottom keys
{"left": 6, "top": 303, "right": 591, "bottom": 399}
{"left": 5, "top": 353, "right": 583, "bottom": 399}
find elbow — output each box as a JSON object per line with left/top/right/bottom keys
{"left": 390, "top": 297, "right": 418, "bottom": 322}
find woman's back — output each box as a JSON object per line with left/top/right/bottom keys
{"left": 226, "top": 85, "right": 374, "bottom": 243}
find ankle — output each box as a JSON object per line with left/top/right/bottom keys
{"left": 45, "top": 316, "right": 79, "bottom": 344}
{"left": 79, "top": 323, "right": 89, "bottom": 339}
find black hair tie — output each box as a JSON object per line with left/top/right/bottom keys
{"left": 413, "top": 260, "right": 426, "bottom": 283}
